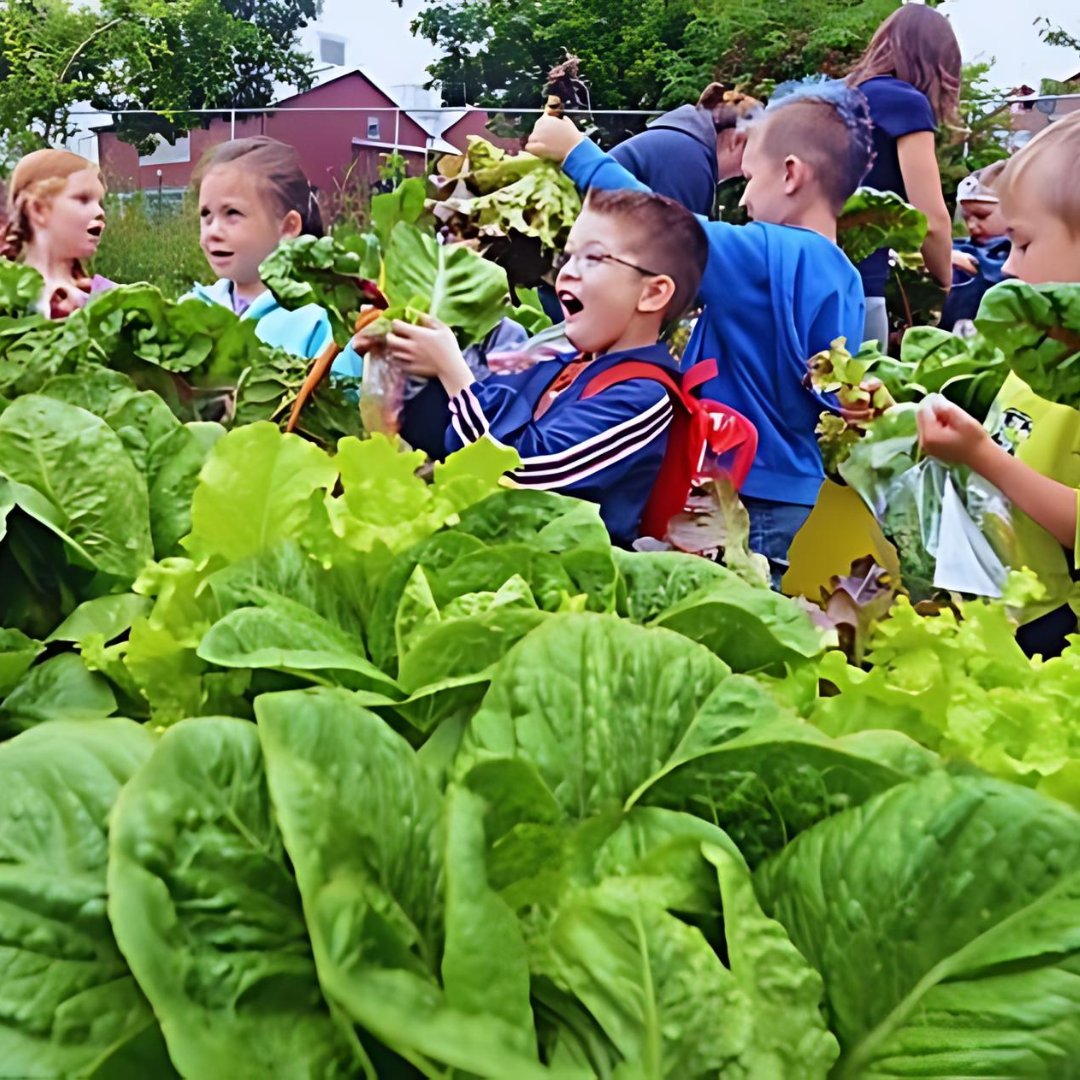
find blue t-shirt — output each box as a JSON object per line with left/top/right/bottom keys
{"left": 564, "top": 139, "right": 865, "bottom": 507}
{"left": 856, "top": 76, "right": 937, "bottom": 297}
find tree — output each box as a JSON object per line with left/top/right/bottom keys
{"left": 411, "top": 0, "right": 697, "bottom": 110}
{"left": 0, "top": 0, "right": 322, "bottom": 166}
{"left": 936, "top": 62, "right": 1010, "bottom": 213}
{"left": 410, "top": 0, "right": 909, "bottom": 110}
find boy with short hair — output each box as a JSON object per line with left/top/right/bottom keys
{"left": 940, "top": 162, "right": 1011, "bottom": 332}
{"left": 918, "top": 113, "right": 1080, "bottom": 656}
{"left": 527, "top": 81, "right": 874, "bottom": 587}
{"left": 376, "top": 187, "right": 708, "bottom": 546}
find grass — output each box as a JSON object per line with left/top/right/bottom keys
{"left": 92, "top": 192, "right": 209, "bottom": 299}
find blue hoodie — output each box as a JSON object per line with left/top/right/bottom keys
{"left": 564, "top": 139, "right": 865, "bottom": 507}
{"left": 610, "top": 105, "right": 719, "bottom": 217}
{"left": 184, "top": 279, "right": 361, "bottom": 377}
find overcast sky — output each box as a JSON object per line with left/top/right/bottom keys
{"left": 940, "top": 0, "right": 1080, "bottom": 89}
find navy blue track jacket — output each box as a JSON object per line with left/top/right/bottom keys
{"left": 445, "top": 343, "right": 677, "bottom": 546}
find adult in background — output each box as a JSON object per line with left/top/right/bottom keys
{"left": 610, "top": 85, "right": 762, "bottom": 217}
{"left": 848, "top": 4, "right": 961, "bottom": 348}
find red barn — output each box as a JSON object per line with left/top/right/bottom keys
{"left": 94, "top": 69, "right": 494, "bottom": 198}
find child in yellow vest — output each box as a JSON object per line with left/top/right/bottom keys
{"left": 918, "top": 112, "right": 1080, "bottom": 656}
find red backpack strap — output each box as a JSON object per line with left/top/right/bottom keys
{"left": 581, "top": 361, "right": 689, "bottom": 409}
{"left": 681, "top": 358, "right": 718, "bottom": 395}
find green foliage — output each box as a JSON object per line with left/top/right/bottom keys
{"left": 837, "top": 188, "right": 928, "bottom": 267}
{"left": 92, "top": 194, "right": 208, "bottom": 299}
{"left": 412, "top": 0, "right": 905, "bottom": 108}
{"left": 757, "top": 772, "right": 1080, "bottom": 1077}
{"left": 431, "top": 137, "right": 581, "bottom": 289}
{"left": 5, "top": 168, "right": 1080, "bottom": 1077}
{"left": 0, "top": 0, "right": 319, "bottom": 163}
{"left": 936, "top": 63, "right": 1011, "bottom": 215}
{"left": 976, "top": 281, "right": 1080, "bottom": 408}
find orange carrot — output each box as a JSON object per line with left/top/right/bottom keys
{"left": 285, "top": 307, "right": 385, "bottom": 433}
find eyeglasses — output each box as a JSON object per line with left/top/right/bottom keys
{"left": 553, "top": 248, "right": 663, "bottom": 278}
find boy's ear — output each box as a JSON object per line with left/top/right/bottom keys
{"left": 638, "top": 273, "right": 677, "bottom": 315}
{"left": 281, "top": 209, "right": 303, "bottom": 239}
{"left": 783, "top": 154, "right": 813, "bottom": 196}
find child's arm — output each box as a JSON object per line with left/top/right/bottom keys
{"left": 445, "top": 375, "right": 673, "bottom": 496}
{"left": 527, "top": 116, "right": 653, "bottom": 202}
{"left": 918, "top": 395, "right": 1078, "bottom": 549}
{"left": 527, "top": 116, "right": 733, "bottom": 306}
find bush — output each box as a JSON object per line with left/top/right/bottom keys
{"left": 93, "top": 192, "right": 208, "bottom": 298}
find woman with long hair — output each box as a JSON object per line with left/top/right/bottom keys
{"left": 848, "top": 4, "right": 962, "bottom": 347}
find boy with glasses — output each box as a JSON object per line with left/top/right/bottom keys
{"left": 371, "top": 188, "right": 708, "bottom": 546}
{"left": 527, "top": 82, "right": 874, "bottom": 588}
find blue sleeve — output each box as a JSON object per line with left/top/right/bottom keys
{"left": 564, "top": 139, "right": 654, "bottom": 198}
{"left": 305, "top": 311, "right": 334, "bottom": 360}
{"left": 563, "top": 139, "right": 751, "bottom": 307}
{"left": 866, "top": 80, "right": 936, "bottom": 138}
{"left": 445, "top": 375, "right": 672, "bottom": 496}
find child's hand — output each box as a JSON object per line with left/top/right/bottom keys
{"left": 350, "top": 306, "right": 383, "bottom": 354}
{"left": 917, "top": 394, "right": 990, "bottom": 466}
{"left": 951, "top": 250, "right": 979, "bottom": 276}
{"left": 525, "top": 115, "right": 585, "bottom": 164}
{"left": 385, "top": 315, "right": 463, "bottom": 379}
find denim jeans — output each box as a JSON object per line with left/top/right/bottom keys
{"left": 742, "top": 496, "right": 813, "bottom": 591}
{"left": 863, "top": 297, "right": 889, "bottom": 352}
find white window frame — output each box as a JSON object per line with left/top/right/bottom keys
{"left": 137, "top": 134, "right": 192, "bottom": 167}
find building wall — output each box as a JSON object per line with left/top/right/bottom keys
{"left": 440, "top": 110, "right": 522, "bottom": 154}
{"left": 97, "top": 72, "right": 436, "bottom": 195}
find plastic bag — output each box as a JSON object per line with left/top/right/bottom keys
{"left": 838, "top": 402, "right": 1015, "bottom": 600}
{"left": 485, "top": 322, "right": 574, "bottom": 374}
{"left": 359, "top": 338, "right": 407, "bottom": 436}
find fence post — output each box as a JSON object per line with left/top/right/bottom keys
{"left": 230, "top": 109, "right": 236, "bottom": 141}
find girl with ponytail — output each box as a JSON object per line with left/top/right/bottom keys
{"left": 2, "top": 148, "right": 113, "bottom": 318}
{"left": 184, "top": 136, "right": 352, "bottom": 370}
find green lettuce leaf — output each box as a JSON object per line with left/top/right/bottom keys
{"left": 108, "top": 717, "right": 362, "bottom": 1079}
{"left": 651, "top": 573, "right": 829, "bottom": 674}
{"left": 0, "top": 395, "right": 153, "bottom": 580}
{"left": 976, "top": 280, "right": 1080, "bottom": 407}
{"left": 0, "top": 652, "right": 117, "bottom": 736}
{"left": 756, "top": 773, "right": 1080, "bottom": 1077}
{"left": 0, "top": 719, "right": 174, "bottom": 1076}
{"left": 0, "top": 627, "right": 43, "bottom": 696}
{"left": 381, "top": 221, "right": 512, "bottom": 345}
{"left": 837, "top": 188, "right": 928, "bottom": 266}
{"left": 257, "top": 688, "right": 553, "bottom": 1077}
{"left": 184, "top": 422, "right": 338, "bottom": 564}
{"left": 259, "top": 234, "right": 383, "bottom": 345}
{"left": 0, "top": 261, "right": 45, "bottom": 317}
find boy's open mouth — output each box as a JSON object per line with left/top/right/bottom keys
{"left": 209, "top": 249, "right": 234, "bottom": 259}
{"left": 87, "top": 224, "right": 103, "bottom": 238}
{"left": 558, "top": 289, "right": 584, "bottom": 316}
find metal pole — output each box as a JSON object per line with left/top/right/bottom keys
{"left": 230, "top": 109, "right": 236, "bottom": 140}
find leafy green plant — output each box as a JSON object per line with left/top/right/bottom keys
{"left": 836, "top": 188, "right": 928, "bottom": 266}
{"left": 92, "top": 193, "right": 208, "bottom": 298}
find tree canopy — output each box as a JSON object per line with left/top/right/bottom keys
{"left": 410, "top": 0, "right": 909, "bottom": 109}
{"left": 0, "top": 0, "right": 323, "bottom": 165}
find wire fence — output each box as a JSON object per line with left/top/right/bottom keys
{"left": 55, "top": 86, "right": 1080, "bottom": 199}
{"left": 63, "top": 104, "right": 673, "bottom": 200}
